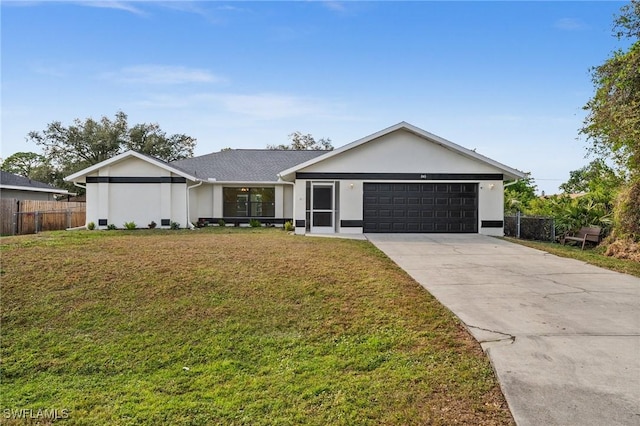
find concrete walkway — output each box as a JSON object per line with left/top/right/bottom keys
{"left": 366, "top": 234, "right": 640, "bottom": 426}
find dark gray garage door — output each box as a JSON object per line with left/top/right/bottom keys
{"left": 363, "top": 183, "right": 478, "bottom": 233}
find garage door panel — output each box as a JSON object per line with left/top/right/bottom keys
{"left": 363, "top": 183, "right": 478, "bottom": 233}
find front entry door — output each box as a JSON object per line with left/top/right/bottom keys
{"left": 311, "top": 183, "right": 334, "bottom": 233}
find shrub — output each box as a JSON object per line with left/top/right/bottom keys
{"left": 124, "top": 221, "right": 137, "bottom": 230}
{"left": 170, "top": 221, "right": 180, "bottom": 230}
{"left": 106, "top": 224, "right": 117, "bottom": 230}
{"left": 87, "top": 222, "right": 95, "bottom": 230}
{"left": 148, "top": 221, "right": 157, "bottom": 229}
{"left": 613, "top": 179, "right": 640, "bottom": 241}
{"left": 283, "top": 221, "right": 294, "bottom": 232}
{"left": 249, "top": 219, "right": 261, "bottom": 228}
{"left": 218, "top": 219, "right": 226, "bottom": 227}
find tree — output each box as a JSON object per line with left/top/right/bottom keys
{"left": 581, "top": 0, "right": 640, "bottom": 175}
{"left": 559, "top": 159, "right": 624, "bottom": 195}
{"left": 127, "top": 123, "right": 196, "bottom": 162}
{"left": 28, "top": 111, "right": 128, "bottom": 173}
{"left": 267, "top": 131, "right": 333, "bottom": 150}
{"left": 0, "top": 152, "right": 56, "bottom": 183}
{"left": 503, "top": 175, "right": 537, "bottom": 213}
{"left": 580, "top": 1, "right": 640, "bottom": 241}
{"left": 26, "top": 111, "right": 197, "bottom": 192}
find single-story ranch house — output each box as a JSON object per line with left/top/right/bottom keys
{"left": 65, "top": 122, "right": 526, "bottom": 235}
{"left": 1, "top": 170, "right": 70, "bottom": 201}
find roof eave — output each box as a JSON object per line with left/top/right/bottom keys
{"left": 64, "top": 151, "right": 198, "bottom": 182}
{"left": 279, "top": 121, "right": 526, "bottom": 180}
{"left": 0, "top": 184, "right": 70, "bottom": 194}
{"left": 201, "top": 180, "right": 291, "bottom": 185}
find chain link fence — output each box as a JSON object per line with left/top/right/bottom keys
{"left": 505, "top": 212, "right": 555, "bottom": 242}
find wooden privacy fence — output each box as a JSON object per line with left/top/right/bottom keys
{"left": 0, "top": 199, "right": 86, "bottom": 236}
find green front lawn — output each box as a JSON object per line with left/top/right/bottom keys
{"left": 1, "top": 228, "right": 512, "bottom": 425}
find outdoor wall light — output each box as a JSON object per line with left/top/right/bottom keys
{"left": 349, "top": 183, "right": 354, "bottom": 189}
{"left": 489, "top": 184, "right": 495, "bottom": 190}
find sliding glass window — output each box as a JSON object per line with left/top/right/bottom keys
{"left": 223, "top": 187, "right": 275, "bottom": 217}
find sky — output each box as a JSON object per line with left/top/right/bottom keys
{"left": 1, "top": 0, "right": 631, "bottom": 194}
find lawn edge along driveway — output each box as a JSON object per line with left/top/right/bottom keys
{"left": 367, "top": 233, "right": 640, "bottom": 426}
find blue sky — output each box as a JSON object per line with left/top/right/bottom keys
{"left": 1, "top": 1, "right": 630, "bottom": 193}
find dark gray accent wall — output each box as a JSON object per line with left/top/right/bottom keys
{"left": 340, "top": 220, "right": 364, "bottom": 227}
{"left": 296, "top": 172, "right": 504, "bottom": 181}
{"left": 481, "top": 220, "right": 504, "bottom": 228}
{"left": 86, "top": 176, "right": 187, "bottom": 183}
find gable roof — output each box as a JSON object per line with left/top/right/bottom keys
{"left": 171, "top": 149, "right": 327, "bottom": 182}
{"left": 0, "top": 171, "right": 69, "bottom": 195}
{"left": 278, "top": 121, "right": 526, "bottom": 180}
{"left": 64, "top": 150, "right": 198, "bottom": 182}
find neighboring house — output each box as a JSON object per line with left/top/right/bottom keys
{"left": 0, "top": 170, "right": 70, "bottom": 201}
{"left": 65, "top": 122, "right": 526, "bottom": 235}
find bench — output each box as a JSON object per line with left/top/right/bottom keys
{"left": 561, "top": 226, "right": 601, "bottom": 250}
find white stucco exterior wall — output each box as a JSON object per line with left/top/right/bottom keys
{"left": 301, "top": 130, "right": 500, "bottom": 174}
{"left": 192, "top": 185, "right": 213, "bottom": 221}
{"left": 293, "top": 179, "right": 307, "bottom": 235}
{"left": 336, "top": 180, "right": 363, "bottom": 234}
{"left": 292, "top": 129, "right": 512, "bottom": 236}
{"left": 283, "top": 185, "right": 294, "bottom": 219}
{"left": 82, "top": 157, "right": 188, "bottom": 229}
{"left": 478, "top": 180, "right": 505, "bottom": 236}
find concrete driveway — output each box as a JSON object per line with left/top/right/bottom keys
{"left": 366, "top": 234, "right": 640, "bottom": 426}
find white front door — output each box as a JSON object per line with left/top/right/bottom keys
{"left": 310, "top": 183, "right": 334, "bottom": 233}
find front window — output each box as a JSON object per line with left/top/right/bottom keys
{"left": 223, "top": 187, "right": 275, "bottom": 217}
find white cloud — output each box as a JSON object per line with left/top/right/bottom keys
{"left": 132, "top": 91, "right": 339, "bottom": 121}
{"left": 101, "top": 65, "right": 224, "bottom": 85}
{"left": 215, "top": 93, "right": 326, "bottom": 119}
{"left": 75, "top": 1, "right": 146, "bottom": 16}
{"left": 554, "top": 18, "right": 587, "bottom": 31}
{"left": 322, "top": 1, "right": 347, "bottom": 13}
{"left": 1, "top": 1, "right": 146, "bottom": 14}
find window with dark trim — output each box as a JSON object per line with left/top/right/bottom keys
{"left": 223, "top": 187, "right": 275, "bottom": 217}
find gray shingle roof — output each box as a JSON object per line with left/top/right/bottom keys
{"left": 0, "top": 170, "right": 67, "bottom": 192}
{"left": 171, "top": 149, "right": 327, "bottom": 181}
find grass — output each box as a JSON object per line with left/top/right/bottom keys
{"left": 504, "top": 237, "right": 640, "bottom": 278}
{"left": 1, "top": 228, "right": 512, "bottom": 425}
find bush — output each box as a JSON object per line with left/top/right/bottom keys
{"left": 613, "top": 179, "right": 640, "bottom": 241}
{"left": 283, "top": 221, "right": 294, "bottom": 232}
{"left": 107, "top": 224, "right": 117, "bottom": 230}
{"left": 124, "top": 221, "right": 137, "bottom": 230}
{"left": 249, "top": 219, "right": 261, "bottom": 228}
{"left": 148, "top": 221, "right": 157, "bottom": 229}
{"left": 218, "top": 219, "right": 226, "bottom": 227}
{"left": 170, "top": 221, "right": 180, "bottom": 230}
{"left": 87, "top": 222, "right": 95, "bottom": 230}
